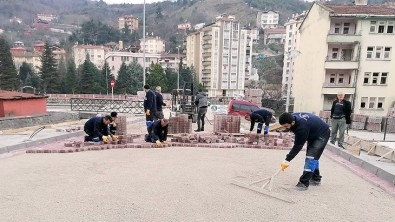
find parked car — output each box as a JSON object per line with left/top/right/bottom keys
{"left": 227, "top": 99, "right": 275, "bottom": 118}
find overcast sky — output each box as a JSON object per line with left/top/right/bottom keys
{"left": 103, "top": 0, "right": 167, "bottom": 4}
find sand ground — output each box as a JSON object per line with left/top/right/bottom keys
{"left": 0, "top": 147, "right": 394, "bottom": 222}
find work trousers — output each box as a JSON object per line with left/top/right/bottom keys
{"left": 197, "top": 107, "right": 208, "bottom": 131}
{"left": 299, "top": 130, "right": 330, "bottom": 187}
{"left": 331, "top": 117, "right": 346, "bottom": 145}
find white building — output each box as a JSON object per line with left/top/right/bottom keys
{"left": 186, "top": 14, "right": 250, "bottom": 97}
{"left": 73, "top": 45, "right": 109, "bottom": 69}
{"left": 140, "top": 36, "right": 166, "bottom": 54}
{"left": 292, "top": 0, "right": 395, "bottom": 116}
{"left": 282, "top": 11, "right": 306, "bottom": 97}
{"left": 257, "top": 11, "right": 279, "bottom": 30}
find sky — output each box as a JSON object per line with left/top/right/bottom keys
{"left": 103, "top": 0, "right": 167, "bottom": 4}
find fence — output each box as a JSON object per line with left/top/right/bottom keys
{"left": 70, "top": 98, "right": 144, "bottom": 114}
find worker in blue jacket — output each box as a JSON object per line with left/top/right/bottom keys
{"left": 84, "top": 115, "right": 113, "bottom": 142}
{"left": 279, "top": 112, "right": 330, "bottom": 190}
{"left": 145, "top": 119, "right": 169, "bottom": 147}
{"left": 245, "top": 109, "right": 274, "bottom": 135}
{"left": 144, "top": 84, "right": 157, "bottom": 133}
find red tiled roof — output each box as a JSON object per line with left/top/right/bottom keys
{"left": 323, "top": 3, "right": 395, "bottom": 15}
{"left": 264, "top": 28, "right": 286, "bottom": 34}
{"left": 0, "top": 90, "right": 46, "bottom": 100}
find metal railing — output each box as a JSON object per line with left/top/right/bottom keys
{"left": 71, "top": 98, "right": 144, "bottom": 114}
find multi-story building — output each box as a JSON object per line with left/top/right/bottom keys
{"left": 73, "top": 45, "right": 109, "bottom": 69}
{"left": 256, "top": 11, "right": 279, "bottom": 30}
{"left": 140, "top": 36, "right": 166, "bottom": 54}
{"left": 186, "top": 14, "right": 250, "bottom": 97}
{"left": 118, "top": 15, "right": 139, "bottom": 31}
{"left": 292, "top": 0, "right": 395, "bottom": 116}
{"left": 244, "top": 28, "right": 259, "bottom": 82}
{"left": 282, "top": 11, "right": 306, "bottom": 97}
{"left": 263, "top": 28, "right": 286, "bottom": 45}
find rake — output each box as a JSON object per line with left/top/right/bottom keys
{"left": 231, "top": 169, "right": 295, "bottom": 203}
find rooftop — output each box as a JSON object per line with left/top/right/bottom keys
{"left": 323, "top": 3, "right": 395, "bottom": 15}
{"left": 264, "top": 28, "right": 286, "bottom": 34}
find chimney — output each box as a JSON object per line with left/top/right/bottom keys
{"left": 354, "top": 0, "right": 368, "bottom": 6}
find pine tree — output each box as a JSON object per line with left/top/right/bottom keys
{"left": 147, "top": 63, "right": 167, "bottom": 91}
{"left": 19, "top": 62, "right": 33, "bottom": 86}
{"left": 57, "top": 58, "right": 67, "bottom": 93}
{"left": 100, "top": 61, "right": 114, "bottom": 95}
{"left": 115, "top": 62, "right": 132, "bottom": 94}
{"left": 79, "top": 55, "right": 100, "bottom": 93}
{"left": 129, "top": 61, "right": 144, "bottom": 94}
{"left": 0, "top": 38, "right": 19, "bottom": 90}
{"left": 40, "top": 42, "right": 59, "bottom": 93}
{"left": 65, "top": 59, "right": 78, "bottom": 94}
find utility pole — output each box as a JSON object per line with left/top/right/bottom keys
{"left": 177, "top": 46, "right": 180, "bottom": 89}
{"left": 143, "top": 0, "right": 146, "bottom": 86}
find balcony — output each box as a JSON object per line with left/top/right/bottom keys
{"left": 203, "top": 44, "right": 211, "bottom": 49}
{"left": 202, "top": 51, "right": 211, "bottom": 57}
{"left": 202, "top": 69, "right": 211, "bottom": 74}
{"left": 327, "top": 34, "right": 361, "bottom": 43}
{"left": 325, "top": 57, "right": 359, "bottom": 69}
{"left": 203, "top": 34, "right": 212, "bottom": 40}
{"left": 202, "top": 77, "right": 211, "bottom": 82}
{"left": 202, "top": 61, "right": 211, "bottom": 66}
{"left": 322, "top": 82, "right": 355, "bottom": 94}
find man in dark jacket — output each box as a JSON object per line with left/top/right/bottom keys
{"left": 144, "top": 84, "right": 157, "bottom": 133}
{"left": 245, "top": 109, "right": 274, "bottom": 135}
{"left": 84, "top": 115, "right": 113, "bottom": 142}
{"left": 109, "top": 112, "right": 118, "bottom": 135}
{"left": 154, "top": 86, "right": 166, "bottom": 120}
{"left": 145, "top": 119, "right": 169, "bottom": 147}
{"left": 330, "top": 92, "right": 352, "bottom": 149}
{"left": 279, "top": 112, "right": 330, "bottom": 191}
{"left": 194, "top": 89, "right": 209, "bottom": 132}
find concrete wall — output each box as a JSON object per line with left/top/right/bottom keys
{"left": 0, "top": 98, "right": 47, "bottom": 117}
{"left": 293, "top": 3, "right": 331, "bottom": 114}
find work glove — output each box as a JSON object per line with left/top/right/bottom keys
{"left": 280, "top": 160, "right": 290, "bottom": 171}
{"left": 112, "top": 122, "right": 117, "bottom": 127}
{"left": 102, "top": 136, "right": 109, "bottom": 143}
{"left": 145, "top": 109, "right": 150, "bottom": 116}
{"left": 162, "top": 141, "right": 167, "bottom": 144}
{"left": 112, "top": 135, "right": 119, "bottom": 141}
{"left": 156, "top": 140, "right": 162, "bottom": 147}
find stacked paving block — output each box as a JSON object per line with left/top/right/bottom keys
{"left": 213, "top": 115, "right": 241, "bottom": 133}
{"left": 386, "top": 117, "right": 395, "bottom": 133}
{"left": 168, "top": 114, "right": 192, "bottom": 134}
{"left": 245, "top": 88, "right": 263, "bottom": 107}
{"left": 366, "top": 116, "right": 383, "bottom": 132}
{"left": 115, "top": 115, "right": 127, "bottom": 135}
{"left": 318, "top": 111, "right": 331, "bottom": 125}
{"left": 351, "top": 114, "right": 368, "bottom": 130}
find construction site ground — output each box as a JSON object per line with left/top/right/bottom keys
{"left": 0, "top": 106, "right": 394, "bottom": 221}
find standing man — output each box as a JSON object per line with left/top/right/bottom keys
{"left": 154, "top": 86, "right": 166, "bottom": 120}
{"left": 330, "top": 92, "right": 352, "bottom": 149}
{"left": 144, "top": 84, "right": 157, "bottom": 133}
{"left": 245, "top": 109, "right": 274, "bottom": 135}
{"left": 145, "top": 119, "right": 169, "bottom": 147}
{"left": 84, "top": 115, "right": 113, "bottom": 142}
{"left": 195, "top": 89, "right": 208, "bottom": 132}
{"left": 278, "top": 112, "right": 330, "bottom": 191}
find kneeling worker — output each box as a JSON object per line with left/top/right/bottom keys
{"left": 245, "top": 109, "right": 275, "bottom": 135}
{"left": 84, "top": 115, "right": 114, "bottom": 142}
{"left": 145, "top": 119, "right": 169, "bottom": 147}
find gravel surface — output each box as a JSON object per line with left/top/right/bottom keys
{"left": 0, "top": 148, "right": 394, "bottom": 222}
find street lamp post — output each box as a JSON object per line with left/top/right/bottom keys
{"left": 143, "top": 0, "right": 146, "bottom": 86}
{"left": 104, "top": 54, "right": 112, "bottom": 95}
{"left": 177, "top": 46, "right": 180, "bottom": 89}
{"left": 285, "top": 50, "right": 301, "bottom": 113}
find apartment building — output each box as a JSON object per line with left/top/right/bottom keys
{"left": 118, "top": 15, "right": 139, "bottom": 31}
{"left": 140, "top": 36, "right": 166, "bottom": 54}
{"left": 292, "top": 0, "right": 395, "bottom": 116}
{"left": 244, "top": 28, "right": 259, "bottom": 82}
{"left": 256, "top": 11, "right": 279, "bottom": 30}
{"left": 186, "top": 15, "right": 250, "bottom": 97}
{"left": 263, "top": 28, "right": 286, "bottom": 45}
{"left": 282, "top": 12, "right": 306, "bottom": 97}
{"left": 73, "top": 45, "right": 109, "bottom": 69}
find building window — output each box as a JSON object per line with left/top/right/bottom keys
{"left": 360, "top": 97, "right": 368, "bottom": 108}
{"left": 334, "top": 23, "right": 341, "bottom": 34}
{"left": 380, "top": 72, "right": 388, "bottom": 84}
{"left": 343, "top": 23, "right": 350, "bottom": 34}
{"left": 378, "top": 97, "right": 385, "bottom": 109}
{"left": 338, "top": 74, "right": 344, "bottom": 84}
{"left": 375, "top": 47, "right": 382, "bottom": 59}
{"left": 387, "top": 21, "right": 394, "bottom": 33}
{"left": 370, "top": 21, "right": 377, "bottom": 32}
{"left": 330, "top": 74, "right": 336, "bottom": 83}
{"left": 384, "top": 47, "right": 391, "bottom": 59}
{"left": 370, "top": 20, "right": 394, "bottom": 34}
{"left": 372, "top": 72, "right": 379, "bottom": 84}
{"left": 369, "top": 97, "right": 376, "bottom": 109}
{"left": 364, "top": 72, "right": 370, "bottom": 84}
{"left": 367, "top": 47, "right": 373, "bottom": 58}
{"left": 332, "top": 48, "right": 339, "bottom": 59}
{"left": 378, "top": 21, "right": 385, "bottom": 33}
{"left": 111, "top": 66, "right": 115, "bottom": 70}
